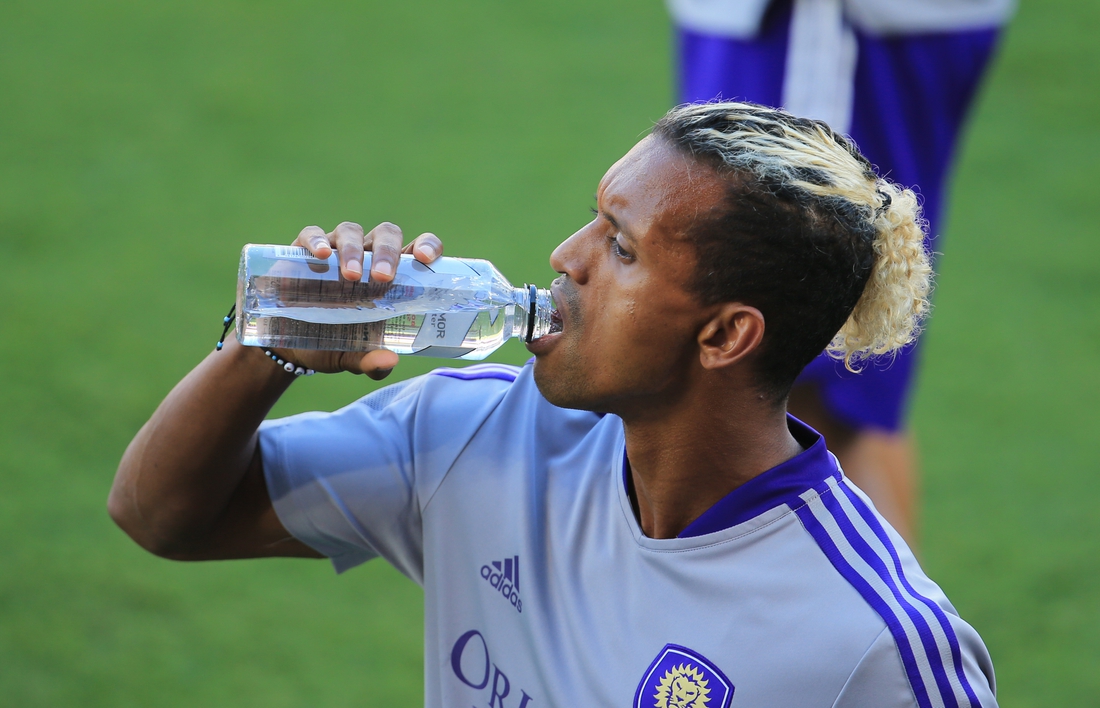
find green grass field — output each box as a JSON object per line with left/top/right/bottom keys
{"left": 1, "top": 0, "right": 1097, "bottom": 705}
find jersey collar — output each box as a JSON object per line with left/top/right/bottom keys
{"left": 622, "top": 415, "right": 840, "bottom": 539}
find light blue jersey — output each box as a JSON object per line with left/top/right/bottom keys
{"left": 260, "top": 361, "right": 996, "bottom": 707}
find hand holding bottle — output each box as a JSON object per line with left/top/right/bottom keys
{"left": 263, "top": 221, "right": 444, "bottom": 380}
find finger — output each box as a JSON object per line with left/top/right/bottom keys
{"left": 330, "top": 221, "right": 365, "bottom": 281}
{"left": 364, "top": 222, "right": 403, "bottom": 282}
{"left": 406, "top": 232, "right": 443, "bottom": 263}
{"left": 339, "top": 348, "right": 399, "bottom": 377}
{"left": 293, "top": 225, "right": 331, "bottom": 258}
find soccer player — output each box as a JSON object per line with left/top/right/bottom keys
{"left": 110, "top": 103, "right": 997, "bottom": 707}
{"left": 668, "top": 0, "right": 1014, "bottom": 544}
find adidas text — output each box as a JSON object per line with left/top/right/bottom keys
{"left": 480, "top": 555, "right": 522, "bottom": 613}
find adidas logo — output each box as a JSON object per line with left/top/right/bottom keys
{"left": 480, "top": 555, "right": 523, "bottom": 613}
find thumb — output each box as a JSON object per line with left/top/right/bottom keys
{"left": 343, "top": 349, "right": 400, "bottom": 379}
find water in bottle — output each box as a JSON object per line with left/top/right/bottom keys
{"left": 235, "top": 244, "right": 559, "bottom": 360}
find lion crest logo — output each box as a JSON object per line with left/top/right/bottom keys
{"left": 655, "top": 663, "right": 711, "bottom": 708}
{"left": 635, "top": 645, "right": 734, "bottom": 708}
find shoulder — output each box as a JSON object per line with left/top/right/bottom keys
{"left": 794, "top": 476, "right": 997, "bottom": 708}
{"left": 407, "top": 361, "right": 529, "bottom": 425}
{"left": 262, "top": 362, "right": 528, "bottom": 440}
{"left": 413, "top": 360, "right": 613, "bottom": 481}
{"left": 260, "top": 359, "right": 606, "bottom": 485}
{"left": 414, "top": 360, "right": 604, "bottom": 434}
{"left": 830, "top": 618, "right": 997, "bottom": 708}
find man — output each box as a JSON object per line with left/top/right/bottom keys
{"left": 110, "top": 102, "right": 996, "bottom": 707}
{"left": 668, "top": 0, "right": 1014, "bottom": 543}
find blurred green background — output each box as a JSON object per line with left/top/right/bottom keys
{"left": 1, "top": 0, "right": 1096, "bottom": 705}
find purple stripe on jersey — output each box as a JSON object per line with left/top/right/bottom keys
{"left": 794, "top": 497, "right": 934, "bottom": 708}
{"left": 677, "top": 416, "right": 838, "bottom": 537}
{"left": 432, "top": 368, "right": 517, "bottom": 383}
{"left": 817, "top": 485, "right": 963, "bottom": 707}
{"left": 835, "top": 481, "right": 984, "bottom": 707}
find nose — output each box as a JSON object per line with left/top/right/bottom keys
{"left": 549, "top": 226, "right": 590, "bottom": 285}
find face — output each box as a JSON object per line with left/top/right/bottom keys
{"left": 669, "top": 676, "right": 703, "bottom": 707}
{"left": 527, "top": 136, "right": 728, "bottom": 416}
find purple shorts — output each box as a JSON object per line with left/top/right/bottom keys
{"left": 677, "top": 0, "right": 1000, "bottom": 431}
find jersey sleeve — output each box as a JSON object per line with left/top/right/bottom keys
{"left": 259, "top": 366, "right": 519, "bottom": 582}
{"left": 832, "top": 618, "right": 998, "bottom": 708}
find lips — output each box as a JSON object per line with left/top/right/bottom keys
{"left": 548, "top": 279, "right": 572, "bottom": 335}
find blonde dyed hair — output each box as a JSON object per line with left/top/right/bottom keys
{"left": 656, "top": 102, "right": 932, "bottom": 372}
{"left": 834, "top": 180, "right": 931, "bottom": 369}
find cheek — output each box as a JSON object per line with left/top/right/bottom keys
{"left": 583, "top": 289, "right": 671, "bottom": 362}
{"left": 583, "top": 295, "right": 644, "bottom": 358}
{"left": 573, "top": 261, "right": 695, "bottom": 359}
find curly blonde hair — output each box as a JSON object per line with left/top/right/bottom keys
{"left": 831, "top": 179, "right": 931, "bottom": 370}
{"left": 654, "top": 101, "right": 932, "bottom": 385}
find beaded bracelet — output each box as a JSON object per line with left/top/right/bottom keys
{"left": 216, "top": 303, "right": 315, "bottom": 376}
{"left": 262, "top": 349, "right": 315, "bottom": 377}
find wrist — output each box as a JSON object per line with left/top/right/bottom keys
{"left": 215, "top": 302, "right": 312, "bottom": 379}
{"left": 218, "top": 337, "right": 300, "bottom": 390}
{"left": 259, "top": 348, "right": 316, "bottom": 377}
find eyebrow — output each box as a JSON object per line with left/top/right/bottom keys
{"left": 594, "top": 193, "right": 637, "bottom": 244}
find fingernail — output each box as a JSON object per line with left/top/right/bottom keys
{"left": 313, "top": 239, "right": 330, "bottom": 253}
{"left": 373, "top": 260, "right": 394, "bottom": 277}
{"left": 346, "top": 260, "right": 362, "bottom": 275}
{"left": 415, "top": 243, "right": 438, "bottom": 260}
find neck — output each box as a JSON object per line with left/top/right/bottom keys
{"left": 621, "top": 384, "right": 803, "bottom": 540}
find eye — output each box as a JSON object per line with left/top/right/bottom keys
{"left": 589, "top": 206, "right": 599, "bottom": 217}
{"left": 609, "top": 235, "right": 634, "bottom": 261}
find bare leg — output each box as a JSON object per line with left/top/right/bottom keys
{"left": 788, "top": 384, "right": 919, "bottom": 549}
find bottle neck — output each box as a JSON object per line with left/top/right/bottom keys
{"left": 512, "top": 285, "right": 554, "bottom": 343}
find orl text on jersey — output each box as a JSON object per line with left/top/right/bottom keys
{"left": 452, "top": 629, "right": 534, "bottom": 708}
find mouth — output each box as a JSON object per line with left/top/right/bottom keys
{"left": 549, "top": 308, "right": 563, "bottom": 334}
{"left": 526, "top": 283, "right": 568, "bottom": 354}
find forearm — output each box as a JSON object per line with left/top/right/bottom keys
{"left": 108, "top": 337, "right": 294, "bottom": 556}
{"left": 109, "top": 224, "right": 439, "bottom": 559}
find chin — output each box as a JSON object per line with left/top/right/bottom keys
{"left": 531, "top": 357, "right": 601, "bottom": 412}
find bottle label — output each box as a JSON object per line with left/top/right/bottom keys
{"left": 411, "top": 312, "right": 480, "bottom": 348}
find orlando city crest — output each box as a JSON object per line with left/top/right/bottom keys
{"left": 634, "top": 644, "right": 734, "bottom": 708}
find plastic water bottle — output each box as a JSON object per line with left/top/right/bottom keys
{"left": 235, "top": 244, "right": 559, "bottom": 360}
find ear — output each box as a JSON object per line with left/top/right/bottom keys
{"left": 697, "top": 303, "right": 765, "bottom": 370}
